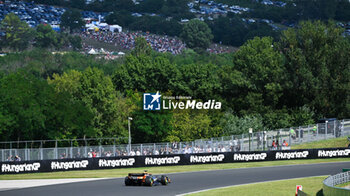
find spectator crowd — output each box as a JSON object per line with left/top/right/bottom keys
{"left": 80, "top": 30, "right": 186, "bottom": 55}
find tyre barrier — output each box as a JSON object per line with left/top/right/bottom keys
{"left": 1, "top": 147, "right": 349, "bottom": 175}
{"left": 323, "top": 171, "right": 350, "bottom": 196}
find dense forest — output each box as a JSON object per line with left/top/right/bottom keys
{"left": 0, "top": 20, "right": 349, "bottom": 144}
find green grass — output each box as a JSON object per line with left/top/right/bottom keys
{"left": 336, "top": 181, "right": 350, "bottom": 188}
{"left": 188, "top": 176, "right": 327, "bottom": 196}
{"left": 1, "top": 158, "right": 349, "bottom": 180}
{"left": 291, "top": 136, "right": 349, "bottom": 149}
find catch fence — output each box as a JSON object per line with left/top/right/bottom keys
{"left": 323, "top": 171, "right": 350, "bottom": 196}
{"left": 1, "top": 119, "right": 349, "bottom": 162}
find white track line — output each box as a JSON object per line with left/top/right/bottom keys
{"left": 0, "top": 178, "right": 110, "bottom": 191}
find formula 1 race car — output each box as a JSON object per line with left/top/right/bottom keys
{"left": 124, "top": 171, "right": 171, "bottom": 186}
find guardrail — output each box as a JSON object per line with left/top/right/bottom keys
{"left": 323, "top": 171, "right": 350, "bottom": 196}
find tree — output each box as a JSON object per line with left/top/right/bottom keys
{"left": 210, "top": 16, "right": 247, "bottom": 46}
{"left": 177, "top": 63, "right": 221, "bottom": 100}
{"left": 34, "top": 24, "right": 58, "bottom": 48}
{"left": 55, "top": 32, "right": 70, "bottom": 50}
{"left": 106, "top": 10, "right": 134, "bottom": 27}
{"left": 70, "top": 0, "right": 85, "bottom": 9}
{"left": 127, "top": 91, "right": 172, "bottom": 143}
{"left": 139, "top": 0, "right": 164, "bottom": 13}
{"left": 132, "top": 109, "right": 173, "bottom": 143}
{"left": 166, "top": 109, "right": 213, "bottom": 142}
{"left": 131, "top": 37, "right": 152, "bottom": 57}
{"left": 160, "top": 0, "right": 193, "bottom": 18}
{"left": 113, "top": 55, "right": 180, "bottom": 92}
{"left": 232, "top": 37, "right": 286, "bottom": 114}
{"left": 180, "top": 19, "right": 213, "bottom": 52}
{"left": 68, "top": 35, "right": 82, "bottom": 51}
{"left": 0, "top": 13, "right": 34, "bottom": 51}
{"left": 128, "top": 15, "right": 182, "bottom": 37}
{"left": 48, "top": 68, "right": 129, "bottom": 138}
{"left": 220, "top": 110, "right": 265, "bottom": 135}
{"left": 278, "top": 20, "right": 350, "bottom": 119}
{"left": 98, "top": 0, "right": 134, "bottom": 12}
{"left": 60, "top": 9, "right": 85, "bottom": 33}
{"left": 335, "top": 0, "right": 350, "bottom": 21}
{"left": 0, "top": 71, "right": 92, "bottom": 141}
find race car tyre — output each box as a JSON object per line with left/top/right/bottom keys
{"left": 160, "top": 175, "right": 168, "bottom": 185}
{"left": 144, "top": 176, "right": 153, "bottom": 186}
{"left": 125, "top": 177, "right": 132, "bottom": 186}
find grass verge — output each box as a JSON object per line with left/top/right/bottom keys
{"left": 187, "top": 176, "right": 327, "bottom": 196}
{"left": 291, "top": 136, "right": 349, "bottom": 149}
{"left": 336, "top": 181, "right": 350, "bottom": 188}
{"left": 0, "top": 158, "right": 349, "bottom": 180}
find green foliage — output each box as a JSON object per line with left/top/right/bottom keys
{"left": 127, "top": 92, "right": 172, "bottom": 143}
{"left": 167, "top": 109, "right": 214, "bottom": 142}
{"left": 138, "top": 0, "right": 164, "bottom": 13}
{"left": 220, "top": 110, "right": 265, "bottom": 135}
{"left": 48, "top": 68, "right": 129, "bottom": 138}
{"left": 60, "top": 9, "right": 85, "bottom": 33}
{"left": 180, "top": 19, "right": 213, "bottom": 52}
{"left": 128, "top": 16, "right": 182, "bottom": 37}
{"left": 160, "top": 0, "right": 194, "bottom": 20}
{"left": 70, "top": 0, "right": 85, "bottom": 9}
{"left": 105, "top": 10, "right": 135, "bottom": 27}
{"left": 0, "top": 19, "right": 348, "bottom": 143}
{"left": 0, "top": 50, "right": 119, "bottom": 77}
{"left": 246, "top": 0, "right": 350, "bottom": 23}
{"left": 279, "top": 20, "right": 350, "bottom": 119}
{"left": 68, "top": 35, "right": 82, "bottom": 51}
{"left": 0, "top": 71, "right": 92, "bottom": 141}
{"left": 113, "top": 55, "right": 180, "bottom": 92}
{"left": 231, "top": 36, "right": 285, "bottom": 114}
{"left": 131, "top": 37, "right": 152, "bottom": 57}
{"left": 34, "top": 24, "right": 58, "bottom": 48}
{"left": 177, "top": 63, "right": 220, "bottom": 100}
{"left": 209, "top": 17, "right": 278, "bottom": 47}
{"left": 0, "top": 13, "right": 34, "bottom": 51}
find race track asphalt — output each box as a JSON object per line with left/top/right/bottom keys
{"left": 1, "top": 161, "right": 349, "bottom": 196}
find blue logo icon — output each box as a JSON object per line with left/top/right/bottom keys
{"left": 143, "top": 92, "right": 161, "bottom": 110}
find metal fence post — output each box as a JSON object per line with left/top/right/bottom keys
{"left": 25, "top": 142, "right": 28, "bottom": 161}
{"left": 325, "top": 121, "right": 328, "bottom": 139}
{"left": 179, "top": 142, "right": 182, "bottom": 153}
{"left": 40, "top": 141, "right": 43, "bottom": 160}
{"left": 153, "top": 143, "right": 156, "bottom": 154}
{"left": 99, "top": 145, "right": 102, "bottom": 157}
{"left": 70, "top": 140, "right": 73, "bottom": 158}
{"left": 113, "top": 139, "right": 116, "bottom": 157}
{"left": 54, "top": 140, "right": 57, "bottom": 159}
{"left": 84, "top": 139, "right": 87, "bottom": 158}
{"left": 140, "top": 144, "right": 143, "bottom": 155}
{"left": 166, "top": 143, "right": 169, "bottom": 155}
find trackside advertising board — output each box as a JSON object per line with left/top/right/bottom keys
{"left": 1, "top": 148, "right": 349, "bottom": 174}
